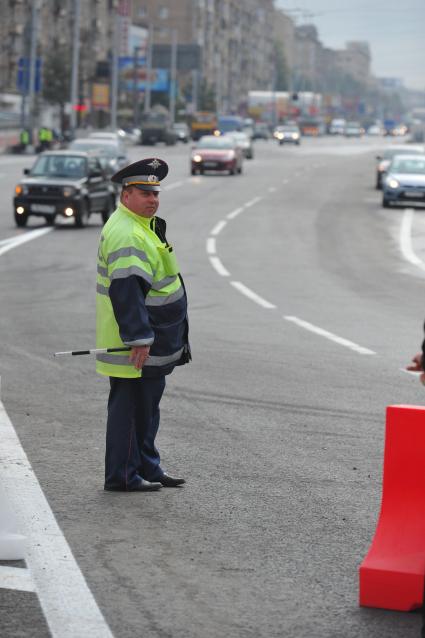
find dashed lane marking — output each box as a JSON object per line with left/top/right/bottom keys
{"left": 0, "top": 228, "right": 53, "bottom": 258}
{"left": 206, "top": 237, "right": 216, "bottom": 255}
{"left": 227, "top": 207, "right": 244, "bottom": 220}
{"left": 211, "top": 220, "right": 227, "bottom": 236}
{"left": 284, "top": 316, "right": 376, "bottom": 355}
{"left": 399, "top": 208, "right": 425, "bottom": 273}
{"left": 0, "top": 396, "right": 114, "bottom": 637}
{"left": 209, "top": 256, "right": 230, "bottom": 277}
{"left": 230, "top": 282, "right": 276, "bottom": 309}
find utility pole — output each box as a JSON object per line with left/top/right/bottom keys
{"left": 132, "top": 46, "right": 141, "bottom": 128}
{"left": 70, "top": 0, "right": 81, "bottom": 139}
{"left": 169, "top": 28, "right": 177, "bottom": 125}
{"left": 110, "top": 8, "right": 119, "bottom": 129}
{"left": 27, "top": 0, "right": 39, "bottom": 141}
{"left": 144, "top": 22, "right": 153, "bottom": 114}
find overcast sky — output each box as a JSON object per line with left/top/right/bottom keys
{"left": 275, "top": 0, "right": 425, "bottom": 90}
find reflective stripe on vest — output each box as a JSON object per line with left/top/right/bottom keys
{"left": 145, "top": 286, "right": 184, "bottom": 307}
{"left": 96, "top": 347, "right": 183, "bottom": 367}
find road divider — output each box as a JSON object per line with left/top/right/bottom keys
{"left": 360, "top": 404, "right": 425, "bottom": 611}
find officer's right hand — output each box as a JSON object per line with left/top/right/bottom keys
{"left": 130, "top": 345, "right": 150, "bottom": 370}
{"left": 407, "top": 353, "right": 424, "bottom": 372}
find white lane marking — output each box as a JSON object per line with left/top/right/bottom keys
{"left": 399, "top": 208, "right": 425, "bottom": 272}
{"left": 209, "top": 256, "right": 230, "bottom": 277}
{"left": 231, "top": 281, "right": 276, "bottom": 309}
{"left": 206, "top": 237, "right": 216, "bottom": 255}
{"left": 163, "top": 180, "right": 183, "bottom": 191}
{"left": 0, "top": 566, "right": 35, "bottom": 593}
{"left": 244, "top": 196, "right": 262, "bottom": 208}
{"left": 0, "top": 398, "right": 114, "bottom": 638}
{"left": 284, "top": 316, "right": 376, "bottom": 355}
{"left": 0, "top": 228, "right": 53, "bottom": 258}
{"left": 227, "top": 207, "right": 244, "bottom": 220}
{"left": 211, "top": 220, "right": 227, "bottom": 236}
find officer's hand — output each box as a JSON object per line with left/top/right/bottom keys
{"left": 130, "top": 345, "right": 150, "bottom": 370}
{"left": 407, "top": 353, "right": 424, "bottom": 372}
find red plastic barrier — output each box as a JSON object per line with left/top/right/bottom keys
{"left": 359, "top": 405, "right": 425, "bottom": 611}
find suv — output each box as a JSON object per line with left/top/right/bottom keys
{"left": 13, "top": 150, "right": 117, "bottom": 228}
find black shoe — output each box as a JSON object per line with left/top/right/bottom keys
{"left": 156, "top": 474, "right": 186, "bottom": 487}
{"left": 104, "top": 479, "right": 162, "bottom": 492}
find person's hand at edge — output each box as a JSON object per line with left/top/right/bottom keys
{"left": 130, "top": 345, "right": 150, "bottom": 370}
{"left": 406, "top": 353, "right": 425, "bottom": 385}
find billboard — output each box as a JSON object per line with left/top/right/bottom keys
{"left": 118, "top": 58, "right": 169, "bottom": 92}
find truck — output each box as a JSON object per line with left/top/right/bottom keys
{"left": 190, "top": 112, "right": 218, "bottom": 141}
{"left": 139, "top": 111, "right": 177, "bottom": 146}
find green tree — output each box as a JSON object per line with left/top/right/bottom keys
{"left": 42, "top": 45, "right": 71, "bottom": 133}
{"left": 199, "top": 80, "right": 216, "bottom": 111}
{"left": 274, "top": 41, "right": 289, "bottom": 91}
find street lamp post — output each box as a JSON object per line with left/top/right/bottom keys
{"left": 70, "top": 0, "right": 81, "bottom": 138}
{"left": 133, "top": 46, "right": 141, "bottom": 128}
{"left": 144, "top": 23, "right": 153, "bottom": 114}
{"left": 169, "top": 28, "right": 177, "bottom": 125}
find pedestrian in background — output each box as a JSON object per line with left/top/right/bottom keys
{"left": 96, "top": 158, "right": 191, "bottom": 492}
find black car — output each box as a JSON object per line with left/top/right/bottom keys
{"left": 13, "top": 150, "right": 117, "bottom": 228}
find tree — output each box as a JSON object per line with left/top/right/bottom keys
{"left": 199, "top": 80, "right": 216, "bottom": 111}
{"left": 42, "top": 45, "right": 71, "bottom": 133}
{"left": 274, "top": 41, "right": 289, "bottom": 91}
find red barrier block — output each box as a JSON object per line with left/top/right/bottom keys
{"left": 359, "top": 405, "right": 425, "bottom": 611}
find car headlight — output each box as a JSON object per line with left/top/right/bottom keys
{"left": 292, "top": 133, "right": 299, "bottom": 139}
{"left": 15, "top": 184, "right": 28, "bottom": 195}
{"left": 387, "top": 178, "right": 399, "bottom": 189}
{"left": 63, "top": 186, "right": 76, "bottom": 197}
{"left": 193, "top": 154, "right": 202, "bottom": 163}
{"left": 276, "top": 133, "right": 284, "bottom": 140}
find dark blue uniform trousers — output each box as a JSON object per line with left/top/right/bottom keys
{"left": 105, "top": 375, "right": 166, "bottom": 490}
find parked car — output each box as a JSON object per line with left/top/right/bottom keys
{"left": 172, "top": 122, "right": 190, "bottom": 143}
{"left": 68, "top": 138, "right": 129, "bottom": 176}
{"left": 274, "top": 124, "right": 301, "bottom": 145}
{"left": 190, "top": 135, "right": 243, "bottom": 175}
{"left": 13, "top": 150, "right": 116, "bottom": 227}
{"left": 375, "top": 144, "right": 425, "bottom": 189}
{"left": 329, "top": 118, "right": 346, "bottom": 135}
{"left": 367, "top": 124, "right": 383, "bottom": 136}
{"left": 88, "top": 130, "right": 127, "bottom": 143}
{"left": 224, "top": 131, "right": 254, "bottom": 159}
{"left": 344, "top": 121, "right": 363, "bottom": 137}
{"left": 382, "top": 154, "right": 425, "bottom": 208}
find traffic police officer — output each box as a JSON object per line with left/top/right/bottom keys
{"left": 96, "top": 158, "right": 191, "bottom": 491}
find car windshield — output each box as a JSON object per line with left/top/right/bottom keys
{"left": 196, "top": 137, "right": 234, "bottom": 149}
{"left": 227, "top": 133, "right": 248, "bottom": 141}
{"left": 383, "top": 147, "right": 422, "bottom": 160}
{"left": 70, "top": 140, "right": 120, "bottom": 158}
{"left": 391, "top": 157, "right": 425, "bottom": 174}
{"left": 30, "top": 154, "right": 87, "bottom": 178}
{"left": 281, "top": 126, "right": 299, "bottom": 132}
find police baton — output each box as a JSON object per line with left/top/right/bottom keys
{"left": 54, "top": 347, "right": 131, "bottom": 357}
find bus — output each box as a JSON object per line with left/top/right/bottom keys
{"left": 190, "top": 112, "right": 218, "bottom": 140}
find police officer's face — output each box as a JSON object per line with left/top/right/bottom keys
{"left": 122, "top": 187, "right": 159, "bottom": 217}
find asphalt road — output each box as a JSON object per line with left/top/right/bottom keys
{"left": 1, "top": 135, "right": 425, "bottom": 638}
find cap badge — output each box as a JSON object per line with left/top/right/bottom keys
{"left": 147, "top": 175, "right": 157, "bottom": 182}
{"left": 148, "top": 159, "right": 161, "bottom": 169}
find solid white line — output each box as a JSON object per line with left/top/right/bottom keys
{"left": 163, "top": 180, "right": 183, "bottom": 191}
{"left": 0, "top": 228, "right": 53, "bottom": 258}
{"left": 0, "top": 398, "right": 114, "bottom": 638}
{"left": 0, "top": 566, "right": 36, "bottom": 593}
{"left": 211, "top": 220, "right": 227, "bottom": 236}
{"left": 399, "top": 208, "right": 425, "bottom": 272}
{"left": 284, "top": 316, "right": 376, "bottom": 355}
{"left": 209, "top": 256, "right": 230, "bottom": 277}
{"left": 227, "top": 207, "right": 244, "bottom": 220}
{"left": 244, "top": 196, "right": 262, "bottom": 208}
{"left": 230, "top": 281, "right": 276, "bottom": 309}
{"left": 206, "top": 237, "right": 216, "bottom": 255}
